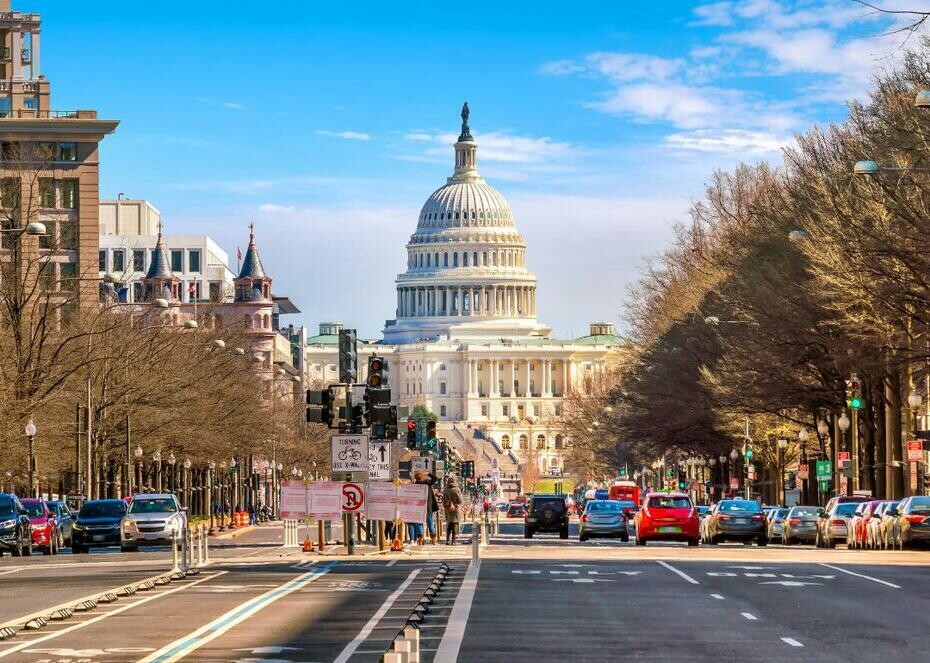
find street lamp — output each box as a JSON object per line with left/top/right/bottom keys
{"left": 183, "top": 458, "right": 192, "bottom": 511}
{"left": 798, "top": 426, "right": 809, "bottom": 444}
{"left": 25, "top": 419, "right": 37, "bottom": 498}
{"left": 152, "top": 450, "right": 162, "bottom": 492}
{"left": 907, "top": 389, "right": 923, "bottom": 412}
{"left": 167, "top": 453, "right": 176, "bottom": 493}
{"left": 729, "top": 449, "right": 738, "bottom": 461}
{"left": 817, "top": 419, "right": 829, "bottom": 438}
{"left": 134, "top": 445, "right": 143, "bottom": 493}
{"left": 838, "top": 412, "right": 850, "bottom": 432}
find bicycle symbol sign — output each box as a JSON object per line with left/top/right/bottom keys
{"left": 331, "top": 434, "right": 369, "bottom": 472}
{"left": 342, "top": 482, "right": 365, "bottom": 512}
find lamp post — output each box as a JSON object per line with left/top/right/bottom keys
{"left": 134, "top": 445, "right": 143, "bottom": 493}
{"left": 167, "top": 453, "right": 176, "bottom": 494}
{"left": 908, "top": 390, "right": 923, "bottom": 496}
{"left": 275, "top": 462, "right": 283, "bottom": 519}
{"left": 25, "top": 419, "right": 37, "bottom": 498}
{"left": 207, "top": 460, "right": 216, "bottom": 533}
{"left": 838, "top": 412, "right": 850, "bottom": 496}
{"left": 729, "top": 449, "right": 738, "bottom": 497}
{"left": 218, "top": 460, "right": 228, "bottom": 530}
{"left": 777, "top": 438, "right": 788, "bottom": 505}
{"left": 152, "top": 451, "right": 162, "bottom": 492}
{"left": 183, "top": 458, "right": 192, "bottom": 510}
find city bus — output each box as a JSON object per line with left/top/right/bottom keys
{"left": 608, "top": 481, "right": 640, "bottom": 514}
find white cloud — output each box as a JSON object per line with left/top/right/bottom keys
{"left": 664, "top": 128, "right": 792, "bottom": 155}
{"left": 258, "top": 203, "right": 296, "bottom": 213}
{"left": 316, "top": 129, "right": 371, "bottom": 141}
{"left": 585, "top": 52, "right": 685, "bottom": 82}
{"left": 220, "top": 101, "right": 246, "bottom": 110}
{"left": 692, "top": 1, "right": 734, "bottom": 26}
{"left": 400, "top": 130, "right": 584, "bottom": 173}
{"left": 539, "top": 59, "right": 586, "bottom": 76}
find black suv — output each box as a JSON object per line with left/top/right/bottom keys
{"left": 0, "top": 493, "right": 33, "bottom": 557}
{"left": 524, "top": 494, "right": 569, "bottom": 539}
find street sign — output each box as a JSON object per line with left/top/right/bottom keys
{"left": 910, "top": 463, "right": 919, "bottom": 491}
{"left": 331, "top": 434, "right": 369, "bottom": 473}
{"left": 837, "top": 452, "right": 850, "bottom": 462}
{"left": 368, "top": 442, "right": 391, "bottom": 480}
{"left": 729, "top": 478, "right": 739, "bottom": 490}
{"left": 411, "top": 456, "right": 432, "bottom": 473}
{"left": 907, "top": 440, "right": 923, "bottom": 462}
{"left": 342, "top": 482, "right": 365, "bottom": 512}
{"left": 797, "top": 464, "right": 809, "bottom": 480}
{"left": 815, "top": 460, "right": 832, "bottom": 479}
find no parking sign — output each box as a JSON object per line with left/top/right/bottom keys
{"left": 342, "top": 482, "right": 365, "bottom": 512}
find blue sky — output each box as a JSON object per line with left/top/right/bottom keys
{"left": 32, "top": 0, "right": 930, "bottom": 337}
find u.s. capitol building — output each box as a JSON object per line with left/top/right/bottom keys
{"left": 306, "top": 106, "right": 621, "bottom": 484}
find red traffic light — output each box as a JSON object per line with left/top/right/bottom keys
{"left": 407, "top": 419, "right": 417, "bottom": 431}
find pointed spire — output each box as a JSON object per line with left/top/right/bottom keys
{"left": 238, "top": 223, "right": 267, "bottom": 281}
{"left": 145, "top": 222, "right": 173, "bottom": 280}
{"left": 451, "top": 103, "right": 479, "bottom": 183}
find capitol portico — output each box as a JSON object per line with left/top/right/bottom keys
{"left": 306, "top": 106, "right": 621, "bottom": 485}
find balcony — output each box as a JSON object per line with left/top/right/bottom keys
{"left": 0, "top": 109, "right": 98, "bottom": 120}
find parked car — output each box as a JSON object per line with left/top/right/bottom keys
{"left": 579, "top": 500, "right": 629, "bottom": 542}
{"left": 121, "top": 493, "right": 185, "bottom": 551}
{"left": 705, "top": 499, "right": 768, "bottom": 546}
{"left": 782, "top": 505, "right": 824, "bottom": 545}
{"left": 0, "top": 493, "right": 33, "bottom": 557}
{"left": 507, "top": 503, "right": 527, "bottom": 518}
{"left": 874, "top": 500, "right": 901, "bottom": 549}
{"left": 847, "top": 500, "right": 883, "bottom": 550}
{"left": 766, "top": 508, "right": 789, "bottom": 543}
{"left": 47, "top": 500, "right": 74, "bottom": 548}
{"left": 890, "top": 496, "right": 930, "bottom": 549}
{"left": 72, "top": 499, "right": 128, "bottom": 553}
{"left": 634, "top": 493, "right": 699, "bottom": 546}
{"left": 524, "top": 494, "right": 569, "bottom": 539}
{"left": 816, "top": 501, "right": 861, "bottom": 548}
{"left": 20, "top": 498, "right": 59, "bottom": 555}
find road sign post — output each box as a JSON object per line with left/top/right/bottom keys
{"left": 332, "top": 434, "right": 369, "bottom": 473}
{"left": 368, "top": 442, "right": 391, "bottom": 480}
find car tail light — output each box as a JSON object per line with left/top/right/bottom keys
{"left": 788, "top": 518, "right": 800, "bottom": 525}
{"left": 752, "top": 515, "right": 765, "bottom": 522}
{"left": 831, "top": 519, "right": 845, "bottom": 526}
{"left": 580, "top": 514, "right": 588, "bottom": 523}
{"left": 716, "top": 514, "right": 730, "bottom": 521}
{"left": 905, "top": 514, "right": 927, "bottom": 524}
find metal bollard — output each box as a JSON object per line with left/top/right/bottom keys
{"left": 171, "top": 529, "right": 180, "bottom": 571}
{"left": 190, "top": 527, "right": 199, "bottom": 567}
{"left": 202, "top": 525, "right": 209, "bottom": 563}
{"left": 403, "top": 625, "right": 420, "bottom": 662}
{"left": 181, "top": 527, "right": 190, "bottom": 573}
{"left": 471, "top": 519, "right": 479, "bottom": 562}
{"left": 393, "top": 638, "right": 411, "bottom": 662}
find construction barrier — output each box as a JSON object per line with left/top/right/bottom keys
{"left": 283, "top": 519, "right": 300, "bottom": 547}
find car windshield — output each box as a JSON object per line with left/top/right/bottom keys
{"left": 648, "top": 496, "right": 691, "bottom": 509}
{"left": 0, "top": 495, "right": 14, "bottom": 513}
{"left": 719, "top": 501, "right": 761, "bottom": 513}
{"left": 616, "top": 501, "right": 636, "bottom": 510}
{"left": 80, "top": 501, "right": 125, "bottom": 519}
{"left": 22, "top": 501, "right": 44, "bottom": 518}
{"left": 835, "top": 503, "right": 859, "bottom": 516}
{"left": 586, "top": 501, "right": 622, "bottom": 512}
{"left": 908, "top": 498, "right": 930, "bottom": 514}
{"left": 790, "top": 507, "right": 821, "bottom": 517}
{"left": 129, "top": 498, "right": 177, "bottom": 514}
{"left": 774, "top": 509, "right": 789, "bottom": 518}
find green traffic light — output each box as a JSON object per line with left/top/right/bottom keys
{"left": 850, "top": 397, "right": 863, "bottom": 410}
{"left": 745, "top": 449, "right": 753, "bottom": 459}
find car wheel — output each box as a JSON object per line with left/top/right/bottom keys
{"left": 22, "top": 540, "right": 32, "bottom": 556}
{"left": 688, "top": 538, "right": 699, "bottom": 547}
{"left": 785, "top": 537, "right": 794, "bottom": 546}
{"left": 559, "top": 527, "right": 569, "bottom": 540}
{"left": 827, "top": 537, "right": 836, "bottom": 549}
{"left": 579, "top": 534, "right": 588, "bottom": 542}
{"left": 710, "top": 535, "right": 719, "bottom": 545}
{"left": 621, "top": 534, "right": 630, "bottom": 543}
{"left": 120, "top": 544, "right": 138, "bottom": 553}
{"left": 636, "top": 537, "right": 646, "bottom": 546}
{"left": 757, "top": 537, "right": 768, "bottom": 547}
{"left": 524, "top": 528, "right": 533, "bottom": 539}
{"left": 743, "top": 540, "right": 753, "bottom": 546}
{"left": 72, "top": 544, "right": 87, "bottom": 554}
{"left": 11, "top": 539, "right": 21, "bottom": 557}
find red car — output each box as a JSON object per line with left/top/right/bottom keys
{"left": 848, "top": 500, "right": 883, "bottom": 550}
{"left": 507, "top": 504, "right": 527, "bottom": 518}
{"left": 634, "top": 492, "right": 700, "bottom": 546}
{"left": 21, "top": 499, "right": 60, "bottom": 555}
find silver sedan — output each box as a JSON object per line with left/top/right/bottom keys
{"left": 579, "top": 500, "right": 629, "bottom": 542}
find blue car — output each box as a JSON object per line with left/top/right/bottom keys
{"left": 72, "top": 499, "right": 127, "bottom": 553}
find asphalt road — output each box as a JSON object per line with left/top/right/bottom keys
{"left": 0, "top": 520, "right": 928, "bottom": 662}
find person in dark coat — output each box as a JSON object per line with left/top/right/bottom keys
{"left": 415, "top": 470, "right": 440, "bottom": 544}
{"left": 442, "top": 476, "right": 463, "bottom": 545}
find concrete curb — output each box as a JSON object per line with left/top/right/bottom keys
{"left": 212, "top": 525, "right": 256, "bottom": 540}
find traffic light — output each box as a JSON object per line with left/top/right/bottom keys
{"left": 426, "top": 420, "right": 437, "bottom": 451}
{"left": 462, "top": 460, "right": 475, "bottom": 478}
{"left": 406, "top": 419, "right": 417, "bottom": 449}
{"left": 338, "top": 328, "right": 357, "bottom": 384}
{"left": 367, "top": 356, "right": 386, "bottom": 388}
{"left": 306, "top": 388, "right": 334, "bottom": 426}
{"left": 847, "top": 375, "right": 863, "bottom": 410}
{"left": 677, "top": 470, "right": 687, "bottom": 491}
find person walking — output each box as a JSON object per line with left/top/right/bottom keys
{"left": 442, "top": 476, "right": 463, "bottom": 545}
{"left": 414, "top": 470, "right": 440, "bottom": 544}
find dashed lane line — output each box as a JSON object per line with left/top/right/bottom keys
{"left": 0, "top": 572, "right": 226, "bottom": 658}
{"left": 710, "top": 594, "right": 725, "bottom": 600}
{"left": 656, "top": 560, "right": 699, "bottom": 584}
{"left": 818, "top": 563, "right": 901, "bottom": 589}
{"left": 332, "top": 568, "right": 421, "bottom": 663}
{"left": 741, "top": 612, "right": 758, "bottom": 621}
{"left": 781, "top": 637, "right": 804, "bottom": 647}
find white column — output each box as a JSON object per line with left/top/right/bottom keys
{"left": 397, "top": 290, "right": 402, "bottom": 317}
{"left": 11, "top": 29, "right": 22, "bottom": 81}
{"left": 524, "top": 361, "right": 531, "bottom": 396}
{"left": 457, "top": 287, "right": 463, "bottom": 316}
{"left": 509, "top": 360, "right": 516, "bottom": 397}
{"left": 30, "top": 30, "right": 39, "bottom": 79}
{"left": 543, "top": 359, "right": 552, "bottom": 396}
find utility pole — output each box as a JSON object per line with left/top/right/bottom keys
{"left": 125, "top": 414, "right": 132, "bottom": 497}
{"left": 85, "top": 377, "right": 93, "bottom": 500}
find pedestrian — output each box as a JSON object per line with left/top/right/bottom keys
{"left": 247, "top": 502, "right": 256, "bottom": 526}
{"left": 442, "top": 476, "right": 463, "bottom": 545}
{"left": 414, "top": 470, "right": 440, "bottom": 544}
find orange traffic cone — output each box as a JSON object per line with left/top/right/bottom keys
{"left": 302, "top": 536, "right": 314, "bottom": 552}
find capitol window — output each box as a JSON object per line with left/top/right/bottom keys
{"left": 481, "top": 405, "right": 488, "bottom": 417}
{"left": 473, "top": 252, "right": 478, "bottom": 265}
{"left": 440, "top": 382, "right": 447, "bottom": 395}
{"left": 463, "top": 253, "right": 469, "bottom": 267}
{"left": 501, "top": 435, "right": 511, "bottom": 449}
{"left": 537, "top": 435, "right": 546, "bottom": 449}
{"left": 453, "top": 253, "right": 459, "bottom": 267}
{"left": 443, "top": 253, "right": 449, "bottom": 267}
{"left": 440, "top": 405, "right": 447, "bottom": 417}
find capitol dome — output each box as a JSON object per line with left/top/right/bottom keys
{"left": 383, "top": 104, "right": 551, "bottom": 345}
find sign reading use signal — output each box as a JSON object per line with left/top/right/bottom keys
{"left": 332, "top": 434, "right": 369, "bottom": 473}
{"left": 368, "top": 442, "right": 391, "bottom": 480}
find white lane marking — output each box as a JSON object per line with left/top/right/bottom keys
{"left": 332, "top": 568, "right": 421, "bottom": 663}
{"left": 710, "top": 593, "right": 725, "bottom": 600}
{"left": 385, "top": 559, "right": 397, "bottom": 567}
{"left": 818, "top": 564, "right": 900, "bottom": 589}
{"left": 782, "top": 637, "right": 803, "bottom": 647}
{"left": 656, "top": 560, "right": 699, "bottom": 584}
{"left": 0, "top": 568, "right": 24, "bottom": 577}
{"left": 140, "top": 564, "right": 335, "bottom": 663}
{"left": 435, "top": 561, "right": 480, "bottom": 663}
{"left": 0, "top": 572, "right": 226, "bottom": 658}
{"left": 741, "top": 612, "right": 758, "bottom": 621}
